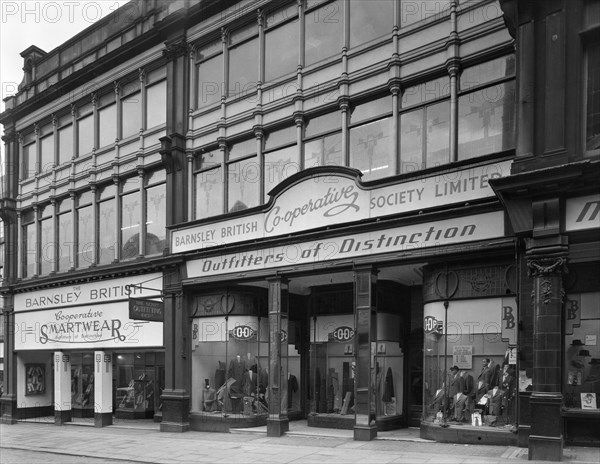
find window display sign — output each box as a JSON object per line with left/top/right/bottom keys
{"left": 25, "top": 364, "right": 45, "bottom": 395}
{"left": 565, "top": 295, "right": 581, "bottom": 335}
{"left": 172, "top": 161, "right": 510, "bottom": 253}
{"left": 452, "top": 345, "right": 473, "bottom": 369}
{"left": 581, "top": 393, "right": 597, "bottom": 410}
{"left": 329, "top": 326, "right": 355, "bottom": 342}
{"left": 501, "top": 296, "right": 517, "bottom": 345}
{"left": 230, "top": 325, "right": 257, "bottom": 341}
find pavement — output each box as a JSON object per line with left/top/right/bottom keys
{"left": 1, "top": 419, "right": 599, "bottom": 464}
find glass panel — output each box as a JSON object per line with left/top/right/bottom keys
{"left": 22, "top": 142, "right": 36, "bottom": 179}
{"left": 58, "top": 211, "right": 73, "bottom": 272}
{"left": 77, "top": 114, "right": 94, "bottom": 157}
{"left": 121, "top": 176, "right": 141, "bottom": 193}
{"left": 77, "top": 205, "right": 94, "bottom": 268}
{"left": 228, "top": 37, "right": 259, "bottom": 98}
{"left": 460, "top": 55, "right": 516, "bottom": 91}
{"left": 230, "top": 22, "right": 257, "bottom": 45}
{"left": 23, "top": 223, "right": 36, "bottom": 278}
{"left": 145, "top": 183, "right": 166, "bottom": 256}
{"left": 40, "top": 217, "right": 55, "bottom": 275}
{"left": 265, "top": 126, "right": 296, "bottom": 151}
{"left": 264, "top": 145, "right": 300, "bottom": 198}
{"left": 401, "top": 0, "right": 451, "bottom": 28}
{"left": 146, "top": 169, "right": 166, "bottom": 186}
{"left": 40, "top": 134, "right": 54, "bottom": 171}
{"left": 71, "top": 353, "right": 95, "bottom": 414}
{"left": 98, "top": 200, "right": 116, "bottom": 265}
{"left": 402, "top": 77, "right": 450, "bottom": 108}
{"left": 115, "top": 352, "right": 160, "bottom": 417}
{"left": 146, "top": 80, "right": 166, "bottom": 128}
{"left": 121, "top": 192, "right": 141, "bottom": 259}
{"left": 197, "top": 40, "right": 221, "bottom": 60}
{"left": 265, "top": 20, "right": 299, "bottom": 82}
{"left": 349, "top": 116, "right": 394, "bottom": 181}
{"left": 98, "top": 183, "right": 116, "bottom": 200}
{"left": 195, "top": 167, "right": 224, "bottom": 220}
{"left": 198, "top": 54, "right": 223, "bottom": 108}
{"left": 304, "top": 132, "right": 343, "bottom": 168}
{"left": 305, "top": 0, "right": 343, "bottom": 67}
{"left": 458, "top": 81, "right": 516, "bottom": 160}
{"left": 564, "top": 293, "right": 600, "bottom": 409}
{"left": 122, "top": 91, "right": 142, "bottom": 138}
{"left": 426, "top": 101, "right": 450, "bottom": 168}
{"left": 78, "top": 190, "right": 93, "bottom": 206}
{"left": 351, "top": 95, "right": 392, "bottom": 125}
{"left": 228, "top": 157, "right": 259, "bottom": 212}
{"left": 266, "top": 2, "right": 298, "bottom": 28}
{"left": 349, "top": 0, "right": 394, "bottom": 48}
{"left": 305, "top": 112, "right": 340, "bottom": 138}
{"left": 98, "top": 103, "right": 117, "bottom": 147}
{"left": 400, "top": 109, "right": 424, "bottom": 173}
{"left": 195, "top": 148, "right": 223, "bottom": 170}
{"left": 58, "top": 124, "right": 73, "bottom": 165}
{"left": 586, "top": 42, "right": 600, "bottom": 152}
{"left": 229, "top": 138, "right": 256, "bottom": 161}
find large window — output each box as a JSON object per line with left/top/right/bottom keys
{"left": 39, "top": 205, "right": 54, "bottom": 275}
{"left": 145, "top": 171, "right": 166, "bottom": 256}
{"left": 98, "top": 184, "right": 117, "bottom": 265}
{"left": 304, "top": 0, "right": 344, "bottom": 67}
{"left": 349, "top": 96, "right": 394, "bottom": 181}
{"left": 98, "top": 96, "right": 117, "bottom": 149}
{"left": 22, "top": 211, "right": 36, "bottom": 278}
{"left": 57, "top": 199, "right": 73, "bottom": 272}
{"left": 458, "top": 55, "right": 516, "bottom": 160}
{"left": 349, "top": 0, "right": 394, "bottom": 48}
{"left": 121, "top": 80, "right": 142, "bottom": 139}
{"left": 77, "top": 112, "right": 94, "bottom": 157}
{"left": 401, "top": 0, "right": 451, "bottom": 29}
{"left": 228, "top": 23, "right": 259, "bottom": 98}
{"left": 585, "top": 41, "right": 600, "bottom": 155}
{"left": 263, "top": 126, "right": 298, "bottom": 198}
{"left": 77, "top": 191, "right": 94, "bottom": 268}
{"left": 196, "top": 40, "right": 223, "bottom": 108}
{"left": 265, "top": 3, "right": 299, "bottom": 82}
{"left": 39, "top": 124, "right": 54, "bottom": 173}
{"left": 227, "top": 139, "right": 259, "bottom": 212}
{"left": 21, "top": 138, "right": 36, "bottom": 180}
{"left": 121, "top": 177, "right": 141, "bottom": 260}
{"left": 58, "top": 122, "right": 73, "bottom": 165}
{"left": 303, "top": 111, "right": 343, "bottom": 168}
{"left": 146, "top": 79, "right": 166, "bottom": 129}
{"left": 400, "top": 77, "right": 450, "bottom": 173}
{"left": 194, "top": 148, "right": 224, "bottom": 220}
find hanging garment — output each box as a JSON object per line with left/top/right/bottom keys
{"left": 288, "top": 374, "right": 298, "bottom": 409}
{"left": 382, "top": 367, "right": 395, "bottom": 402}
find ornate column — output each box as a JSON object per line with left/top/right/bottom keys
{"left": 353, "top": 266, "right": 378, "bottom": 441}
{"left": 267, "top": 276, "right": 289, "bottom": 437}
{"left": 526, "top": 247, "right": 566, "bottom": 461}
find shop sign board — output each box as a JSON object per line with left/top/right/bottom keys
{"left": 172, "top": 161, "right": 510, "bottom": 254}
{"left": 329, "top": 326, "right": 355, "bottom": 342}
{"left": 129, "top": 298, "right": 164, "bottom": 322}
{"left": 423, "top": 316, "right": 443, "bottom": 334}
{"left": 230, "top": 325, "right": 256, "bottom": 340}
{"left": 565, "top": 194, "right": 600, "bottom": 231}
{"left": 501, "top": 296, "right": 517, "bottom": 345}
{"left": 15, "top": 301, "right": 164, "bottom": 350}
{"left": 187, "top": 211, "right": 505, "bottom": 278}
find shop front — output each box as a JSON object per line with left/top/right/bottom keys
{"left": 13, "top": 273, "right": 164, "bottom": 426}
{"left": 170, "top": 164, "right": 513, "bottom": 440}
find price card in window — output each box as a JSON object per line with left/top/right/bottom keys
{"left": 585, "top": 335, "right": 597, "bottom": 346}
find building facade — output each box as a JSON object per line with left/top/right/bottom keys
{"left": 0, "top": 0, "right": 597, "bottom": 459}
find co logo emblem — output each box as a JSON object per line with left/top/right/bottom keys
{"left": 231, "top": 325, "right": 255, "bottom": 340}
{"left": 332, "top": 326, "right": 355, "bottom": 342}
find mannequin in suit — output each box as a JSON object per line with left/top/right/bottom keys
{"left": 478, "top": 358, "right": 493, "bottom": 389}
{"left": 488, "top": 386, "right": 504, "bottom": 416}
{"left": 447, "top": 366, "right": 464, "bottom": 419}
{"left": 460, "top": 369, "right": 476, "bottom": 422}
{"left": 242, "top": 367, "right": 257, "bottom": 396}
{"left": 202, "top": 379, "right": 217, "bottom": 412}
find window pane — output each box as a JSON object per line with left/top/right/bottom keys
{"left": 58, "top": 212, "right": 73, "bottom": 272}
{"left": 458, "top": 81, "right": 515, "bottom": 161}
{"left": 266, "top": 2, "right": 298, "bottom": 28}
{"left": 195, "top": 148, "right": 223, "bottom": 170}
{"left": 349, "top": 0, "right": 394, "bottom": 48}
{"left": 401, "top": 0, "right": 451, "bottom": 28}
{"left": 461, "top": 55, "right": 516, "bottom": 91}
{"left": 98, "top": 103, "right": 117, "bottom": 148}
{"left": 98, "top": 200, "right": 116, "bottom": 265}
{"left": 77, "top": 205, "right": 94, "bottom": 268}
{"left": 98, "top": 183, "right": 116, "bottom": 200}
{"left": 24, "top": 223, "right": 36, "bottom": 278}
{"left": 77, "top": 114, "right": 94, "bottom": 157}
{"left": 586, "top": 42, "right": 600, "bottom": 152}
{"left": 228, "top": 37, "right": 259, "bottom": 98}
{"left": 304, "top": 133, "right": 343, "bottom": 168}
{"left": 58, "top": 125, "right": 73, "bottom": 165}
{"left": 145, "top": 184, "right": 166, "bottom": 256}
{"left": 265, "top": 126, "right": 296, "bottom": 151}
{"left": 121, "top": 192, "right": 141, "bottom": 259}
{"left": 40, "top": 134, "right": 54, "bottom": 171}
{"left": 265, "top": 20, "right": 299, "bottom": 82}
{"left": 426, "top": 101, "right": 450, "bottom": 168}
{"left": 305, "top": 112, "right": 340, "bottom": 138}
{"left": 403, "top": 77, "right": 450, "bottom": 108}
{"left": 198, "top": 54, "right": 223, "bottom": 108}
{"left": 22, "top": 142, "right": 36, "bottom": 179}
{"left": 122, "top": 91, "right": 142, "bottom": 138}
{"left": 229, "top": 138, "right": 256, "bottom": 161}
{"left": 146, "top": 169, "right": 166, "bottom": 186}
{"left": 349, "top": 117, "right": 394, "bottom": 181}
{"left": 146, "top": 81, "right": 166, "bottom": 128}
{"left": 228, "top": 157, "right": 259, "bottom": 212}
{"left": 40, "top": 217, "right": 55, "bottom": 275}
{"left": 400, "top": 109, "right": 424, "bottom": 173}
{"left": 305, "top": 0, "right": 343, "bottom": 67}
{"left": 121, "top": 176, "right": 141, "bottom": 194}
{"left": 264, "top": 145, "right": 300, "bottom": 198}
{"left": 195, "top": 167, "right": 223, "bottom": 219}
{"left": 351, "top": 95, "right": 392, "bottom": 125}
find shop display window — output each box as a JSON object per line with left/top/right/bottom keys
{"left": 422, "top": 299, "right": 517, "bottom": 428}
{"left": 71, "top": 352, "right": 94, "bottom": 416}
{"left": 115, "top": 352, "right": 163, "bottom": 419}
{"left": 564, "top": 292, "right": 600, "bottom": 410}
{"left": 191, "top": 315, "right": 270, "bottom": 417}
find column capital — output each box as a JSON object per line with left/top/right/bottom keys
{"left": 527, "top": 256, "right": 567, "bottom": 277}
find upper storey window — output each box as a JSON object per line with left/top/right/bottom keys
{"left": 228, "top": 22, "right": 259, "bottom": 98}
{"left": 265, "top": 3, "right": 299, "bottom": 81}
{"left": 196, "top": 40, "right": 223, "bottom": 109}
{"left": 349, "top": 0, "right": 394, "bottom": 48}
{"left": 401, "top": 0, "right": 451, "bottom": 28}
{"left": 305, "top": 0, "right": 344, "bottom": 67}
{"left": 146, "top": 68, "right": 167, "bottom": 129}
{"left": 585, "top": 40, "right": 600, "bottom": 156}
{"left": 98, "top": 93, "right": 117, "bottom": 149}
